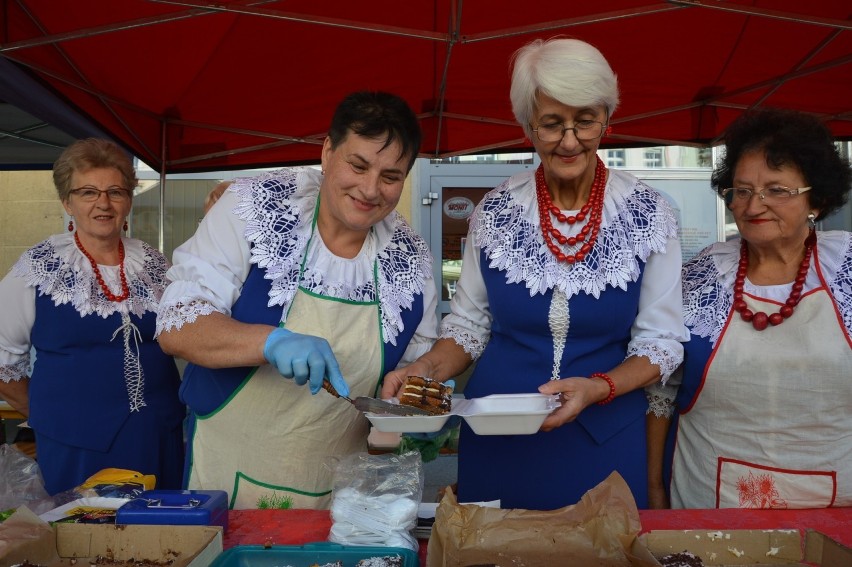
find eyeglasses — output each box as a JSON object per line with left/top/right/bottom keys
{"left": 532, "top": 120, "right": 605, "bottom": 142}
{"left": 721, "top": 186, "right": 811, "bottom": 206}
{"left": 70, "top": 186, "right": 132, "bottom": 202}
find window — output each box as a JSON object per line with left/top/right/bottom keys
{"left": 643, "top": 148, "right": 663, "bottom": 168}
{"left": 605, "top": 149, "right": 625, "bottom": 168}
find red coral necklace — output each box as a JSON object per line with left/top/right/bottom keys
{"left": 733, "top": 230, "right": 815, "bottom": 331}
{"left": 74, "top": 231, "right": 130, "bottom": 302}
{"left": 535, "top": 157, "right": 607, "bottom": 263}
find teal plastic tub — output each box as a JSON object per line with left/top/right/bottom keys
{"left": 210, "top": 542, "right": 419, "bottom": 567}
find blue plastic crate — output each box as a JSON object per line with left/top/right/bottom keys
{"left": 209, "top": 542, "right": 418, "bottom": 567}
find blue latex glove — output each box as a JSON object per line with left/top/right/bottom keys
{"left": 262, "top": 327, "right": 350, "bottom": 397}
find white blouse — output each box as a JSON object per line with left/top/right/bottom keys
{"left": 157, "top": 167, "right": 438, "bottom": 365}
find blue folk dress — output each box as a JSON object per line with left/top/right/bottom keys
{"left": 442, "top": 167, "right": 687, "bottom": 510}
{"left": 0, "top": 233, "right": 184, "bottom": 495}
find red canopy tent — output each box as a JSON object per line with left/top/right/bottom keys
{"left": 1, "top": 0, "right": 850, "bottom": 173}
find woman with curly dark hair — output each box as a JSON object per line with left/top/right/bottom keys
{"left": 652, "top": 107, "right": 852, "bottom": 509}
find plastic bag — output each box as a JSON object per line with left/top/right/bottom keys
{"left": 75, "top": 467, "right": 156, "bottom": 499}
{"left": 328, "top": 450, "right": 423, "bottom": 552}
{"left": 0, "top": 443, "right": 53, "bottom": 515}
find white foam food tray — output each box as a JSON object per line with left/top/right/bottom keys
{"left": 367, "top": 393, "right": 559, "bottom": 435}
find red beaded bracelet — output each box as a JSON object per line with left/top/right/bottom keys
{"left": 591, "top": 372, "right": 616, "bottom": 405}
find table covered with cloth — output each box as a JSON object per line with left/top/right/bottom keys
{"left": 223, "top": 507, "right": 852, "bottom": 563}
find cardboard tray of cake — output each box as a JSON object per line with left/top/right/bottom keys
{"left": 0, "top": 507, "right": 223, "bottom": 567}
{"left": 641, "top": 528, "right": 852, "bottom": 567}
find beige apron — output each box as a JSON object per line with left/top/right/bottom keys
{"left": 672, "top": 279, "right": 852, "bottom": 509}
{"left": 188, "top": 246, "right": 384, "bottom": 510}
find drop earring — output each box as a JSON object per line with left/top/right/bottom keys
{"left": 123, "top": 220, "right": 129, "bottom": 232}
{"left": 807, "top": 212, "right": 816, "bottom": 229}
{"left": 68, "top": 218, "right": 74, "bottom": 232}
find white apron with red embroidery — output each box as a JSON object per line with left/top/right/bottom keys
{"left": 671, "top": 278, "right": 852, "bottom": 509}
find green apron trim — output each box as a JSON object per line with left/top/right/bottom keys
{"left": 230, "top": 471, "right": 332, "bottom": 509}
{"left": 299, "top": 286, "right": 378, "bottom": 305}
{"left": 195, "top": 365, "right": 260, "bottom": 420}
{"left": 294, "top": 194, "right": 385, "bottom": 395}
{"left": 373, "top": 260, "right": 386, "bottom": 398}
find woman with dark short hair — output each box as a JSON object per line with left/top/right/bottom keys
{"left": 157, "top": 91, "right": 437, "bottom": 510}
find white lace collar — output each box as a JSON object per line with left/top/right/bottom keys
{"left": 12, "top": 232, "right": 167, "bottom": 318}
{"left": 683, "top": 231, "right": 852, "bottom": 345}
{"left": 471, "top": 168, "right": 678, "bottom": 298}
{"left": 232, "top": 167, "right": 433, "bottom": 346}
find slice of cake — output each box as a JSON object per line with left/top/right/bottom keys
{"left": 399, "top": 376, "right": 453, "bottom": 415}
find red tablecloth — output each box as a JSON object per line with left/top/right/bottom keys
{"left": 224, "top": 507, "right": 852, "bottom": 563}
{"left": 224, "top": 507, "right": 852, "bottom": 548}
{"left": 225, "top": 509, "right": 332, "bottom": 548}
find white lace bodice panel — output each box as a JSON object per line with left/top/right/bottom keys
{"left": 0, "top": 233, "right": 168, "bottom": 382}
{"left": 15, "top": 233, "right": 166, "bottom": 319}
{"left": 439, "top": 168, "right": 688, "bottom": 381}
{"left": 682, "top": 231, "right": 852, "bottom": 346}
{"left": 472, "top": 169, "right": 678, "bottom": 297}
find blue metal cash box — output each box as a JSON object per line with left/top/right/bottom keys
{"left": 115, "top": 489, "right": 228, "bottom": 531}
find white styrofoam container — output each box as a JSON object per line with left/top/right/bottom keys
{"left": 365, "top": 412, "right": 450, "bottom": 433}
{"left": 367, "top": 393, "right": 559, "bottom": 435}
{"left": 457, "top": 394, "right": 555, "bottom": 435}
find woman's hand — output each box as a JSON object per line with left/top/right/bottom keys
{"left": 263, "top": 327, "right": 349, "bottom": 397}
{"left": 0, "top": 376, "right": 30, "bottom": 418}
{"left": 381, "top": 338, "right": 471, "bottom": 399}
{"left": 537, "top": 376, "right": 608, "bottom": 431}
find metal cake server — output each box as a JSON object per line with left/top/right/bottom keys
{"left": 322, "top": 379, "right": 434, "bottom": 416}
{"left": 352, "top": 396, "right": 434, "bottom": 416}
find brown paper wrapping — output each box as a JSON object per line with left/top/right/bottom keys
{"left": 0, "top": 506, "right": 60, "bottom": 567}
{"left": 427, "top": 471, "right": 662, "bottom": 567}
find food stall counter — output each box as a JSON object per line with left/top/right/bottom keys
{"left": 224, "top": 507, "right": 852, "bottom": 564}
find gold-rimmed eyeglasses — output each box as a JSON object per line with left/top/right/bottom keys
{"left": 721, "top": 186, "right": 811, "bottom": 206}
{"left": 70, "top": 186, "right": 132, "bottom": 202}
{"left": 532, "top": 120, "right": 605, "bottom": 142}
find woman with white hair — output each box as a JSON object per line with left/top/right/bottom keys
{"left": 383, "top": 37, "right": 688, "bottom": 510}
